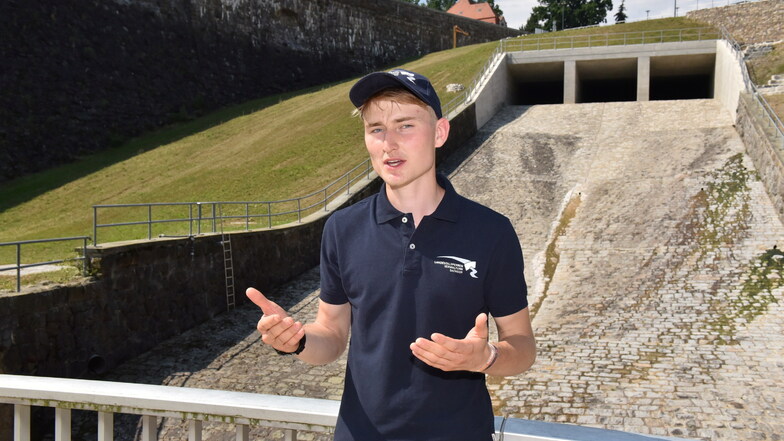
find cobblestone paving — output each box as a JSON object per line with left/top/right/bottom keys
{"left": 85, "top": 100, "right": 783, "bottom": 441}
{"left": 454, "top": 100, "right": 784, "bottom": 441}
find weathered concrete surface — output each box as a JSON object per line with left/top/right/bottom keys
{"left": 456, "top": 100, "right": 784, "bottom": 440}
{"left": 79, "top": 100, "right": 784, "bottom": 441}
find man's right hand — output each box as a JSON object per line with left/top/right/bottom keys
{"left": 246, "top": 287, "right": 305, "bottom": 354}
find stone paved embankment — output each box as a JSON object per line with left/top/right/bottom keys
{"left": 85, "top": 100, "right": 783, "bottom": 441}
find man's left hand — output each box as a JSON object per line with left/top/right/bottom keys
{"left": 409, "top": 313, "right": 491, "bottom": 372}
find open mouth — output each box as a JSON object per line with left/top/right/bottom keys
{"left": 384, "top": 159, "right": 404, "bottom": 167}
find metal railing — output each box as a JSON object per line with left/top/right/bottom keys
{"left": 442, "top": 42, "right": 506, "bottom": 118}
{"left": 501, "top": 27, "right": 719, "bottom": 52}
{"left": 719, "top": 25, "right": 784, "bottom": 152}
{"left": 92, "top": 160, "right": 375, "bottom": 245}
{"left": 0, "top": 374, "right": 687, "bottom": 441}
{"left": 0, "top": 236, "right": 90, "bottom": 292}
{"left": 441, "top": 27, "right": 720, "bottom": 120}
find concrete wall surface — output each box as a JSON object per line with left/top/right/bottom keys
{"left": 506, "top": 40, "right": 717, "bottom": 65}
{"left": 714, "top": 39, "right": 750, "bottom": 119}
{"left": 474, "top": 54, "right": 512, "bottom": 128}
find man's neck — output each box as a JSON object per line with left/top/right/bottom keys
{"left": 385, "top": 176, "right": 444, "bottom": 227}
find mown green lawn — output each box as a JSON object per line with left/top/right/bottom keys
{"left": 0, "top": 42, "right": 497, "bottom": 265}
{"left": 7, "top": 16, "right": 780, "bottom": 277}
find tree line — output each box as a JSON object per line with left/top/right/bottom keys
{"left": 398, "top": 0, "right": 628, "bottom": 33}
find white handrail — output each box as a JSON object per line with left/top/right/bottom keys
{"left": 1, "top": 374, "right": 338, "bottom": 440}
{"left": 0, "top": 374, "right": 692, "bottom": 441}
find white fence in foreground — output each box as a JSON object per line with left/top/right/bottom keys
{"left": 0, "top": 374, "right": 689, "bottom": 441}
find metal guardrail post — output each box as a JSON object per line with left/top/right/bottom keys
{"left": 245, "top": 203, "right": 250, "bottom": 230}
{"left": 268, "top": 202, "right": 272, "bottom": 228}
{"left": 189, "top": 204, "right": 194, "bottom": 236}
{"left": 16, "top": 243, "right": 21, "bottom": 293}
{"left": 211, "top": 203, "right": 216, "bottom": 233}
{"left": 82, "top": 237, "right": 89, "bottom": 277}
{"left": 324, "top": 188, "right": 328, "bottom": 211}
{"left": 147, "top": 205, "right": 152, "bottom": 240}
{"left": 93, "top": 206, "right": 98, "bottom": 245}
{"left": 197, "top": 203, "right": 202, "bottom": 235}
{"left": 297, "top": 199, "right": 302, "bottom": 223}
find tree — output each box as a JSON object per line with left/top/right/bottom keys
{"left": 486, "top": 0, "right": 504, "bottom": 20}
{"left": 424, "top": 0, "right": 454, "bottom": 11}
{"left": 614, "top": 0, "right": 627, "bottom": 23}
{"left": 399, "top": 0, "right": 421, "bottom": 4}
{"left": 523, "top": 0, "right": 613, "bottom": 33}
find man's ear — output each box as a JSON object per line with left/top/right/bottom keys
{"left": 434, "top": 117, "right": 450, "bottom": 149}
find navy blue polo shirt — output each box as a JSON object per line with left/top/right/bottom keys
{"left": 320, "top": 174, "right": 527, "bottom": 441}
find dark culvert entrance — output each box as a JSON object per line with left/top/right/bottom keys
{"left": 508, "top": 53, "right": 716, "bottom": 104}
{"left": 576, "top": 58, "right": 638, "bottom": 103}
{"left": 650, "top": 54, "right": 715, "bottom": 100}
{"left": 510, "top": 61, "right": 564, "bottom": 105}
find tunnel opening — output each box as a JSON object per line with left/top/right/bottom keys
{"left": 506, "top": 50, "right": 716, "bottom": 104}
{"left": 517, "top": 81, "right": 564, "bottom": 104}
{"left": 509, "top": 61, "right": 564, "bottom": 105}
{"left": 575, "top": 58, "right": 638, "bottom": 103}
{"left": 579, "top": 78, "right": 637, "bottom": 103}
{"left": 649, "top": 53, "right": 715, "bottom": 100}
{"left": 651, "top": 74, "right": 714, "bottom": 100}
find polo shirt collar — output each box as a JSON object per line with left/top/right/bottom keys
{"left": 375, "top": 174, "right": 460, "bottom": 224}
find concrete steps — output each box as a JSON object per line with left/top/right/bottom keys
{"left": 758, "top": 73, "right": 784, "bottom": 95}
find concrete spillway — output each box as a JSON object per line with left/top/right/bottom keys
{"left": 84, "top": 99, "right": 783, "bottom": 441}
{"left": 450, "top": 99, "right": 784, "bottom": 440}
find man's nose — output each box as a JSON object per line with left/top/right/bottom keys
{"left": 381, "top": 131, "right": 399, "bottom": 152}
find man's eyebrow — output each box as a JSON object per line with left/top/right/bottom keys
{"left": 365, "top": 116, "right": 417, "bottom": 127}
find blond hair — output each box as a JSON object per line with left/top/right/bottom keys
{"left": 353, "top": 87, "right": 437, "bottom": 121}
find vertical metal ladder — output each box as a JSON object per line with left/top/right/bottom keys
{"left": 218, "top": 204, "right": 236, "bottom": 311}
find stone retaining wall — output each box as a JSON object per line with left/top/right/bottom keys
{"left": 0, "top": 102, "right": 478, "bottom": 379}
{"left": 687, "top": 0, "right": 784, "bottom": 44}
{"left": 736, "top": 93, "right": 784, "bottom": 223}
{"left": 0, "top": 0, "right": 518, "bottom": 182}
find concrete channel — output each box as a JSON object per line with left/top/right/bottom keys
{"left": 58, "top": 38, "right": 783, "bottom": 440}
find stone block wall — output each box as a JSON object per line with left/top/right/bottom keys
{"left": 0, "top": 183, "right": 373, "bottom": 378}
{"left": 0, "top": 101, "right": 479, "bottom": 379}
{"left": 687, "top": 0, "right": 784, "bottom": 44}
{"left": 0, "top": 0, "right": 519, "bottom": 182}
{"left": 736, "top": 94, "right": 784, "bottom": 223}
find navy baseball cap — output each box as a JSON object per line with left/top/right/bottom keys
{"left": 349, "top": 69, "right": 442, "bottom": 119}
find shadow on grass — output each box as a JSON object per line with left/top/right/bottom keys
{"left": 0, "top": 84, "right": 342, "bottom": 214}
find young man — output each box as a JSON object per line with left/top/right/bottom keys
{"left": 247, "top": 69, "right": 536, "bottom": 440}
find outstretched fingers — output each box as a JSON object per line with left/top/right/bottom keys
{"left": 247, "top": 287, "right": 303, "bottom": 353}
{"left": 246, "top": 287, "right": 287, "bottom": 317}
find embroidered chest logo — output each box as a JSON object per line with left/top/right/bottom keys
{"left": 434, "top": 256, "right": 479, "bottom": 278}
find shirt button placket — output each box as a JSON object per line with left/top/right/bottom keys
{"left": 401, "top": 215, "right": 419, "bottom": 273}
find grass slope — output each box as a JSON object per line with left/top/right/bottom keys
{"left": 7, "top": 16, "right": 766, "bottom": 269}
{"left": 0, "top": 42, "right": 497, "bottom": 264}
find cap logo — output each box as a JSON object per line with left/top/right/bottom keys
{"left": 390, "top": 69, "right": 417, "bottom": 84}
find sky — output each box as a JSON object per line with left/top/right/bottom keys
{"left": 494, "top": 0, "right": 754, "bottom": 29}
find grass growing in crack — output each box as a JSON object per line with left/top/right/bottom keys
{"left": 529, "top": 193, "right": 582, "bottom": 318}
{"left": 712, "top": 247, "right": 784, "bottom": 345}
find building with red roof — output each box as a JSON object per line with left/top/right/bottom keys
{"left": 446, "top": 0, "right": 506, "bottom": 26}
